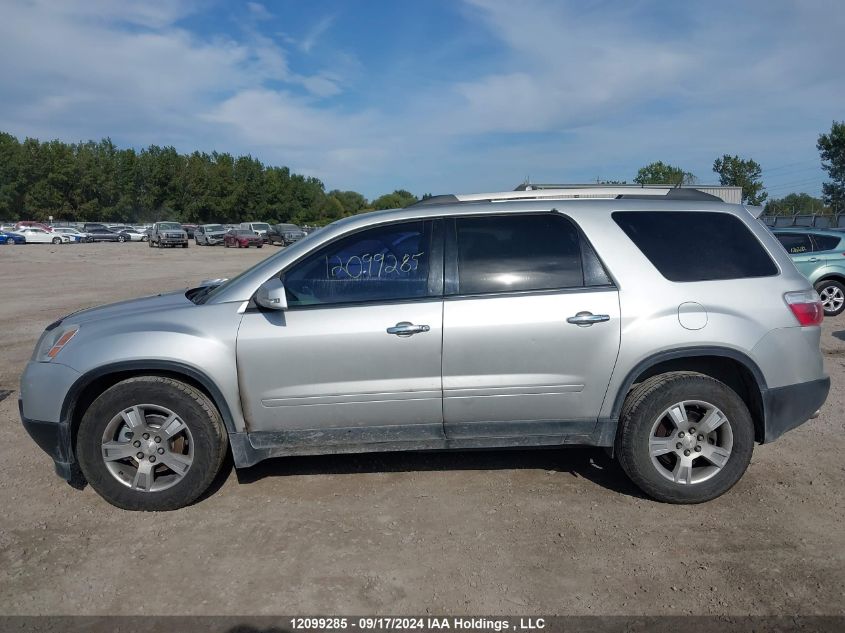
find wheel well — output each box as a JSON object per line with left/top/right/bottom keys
{"left": 67, "top": 369, "right": 225, "bottom": 458}
{"left": 626, "top": 356, "right": 765, "bottom": 443}
{"left": 813, "top": 274, "right": 845, "bottom": 287}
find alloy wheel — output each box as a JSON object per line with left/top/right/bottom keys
{"left": 100, "top": 404, "right": 194, "bottom": 492}
{"left": 648, "top": 400, "right": 733, "bottom": 485}
{"left": 819, "top": 285, "right": 844, "bottom": 313}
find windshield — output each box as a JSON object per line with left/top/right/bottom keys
{"left": 252, "top": 223, "right": 270, "bottom": 231}
{"left": 159, "top": 222, "right": 182, "bottom": 230}
{"left": 234, "top": 230, "right": 255, "bottom": 235}
{"left": 277, "top": 224, "right": 302, "bottom": 232}
{"left": 205, "top": 224, "right": 224, "bottom": 232}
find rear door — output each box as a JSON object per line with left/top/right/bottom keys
{"left": 441, "top": 212, "right": 621, "bottom": 439}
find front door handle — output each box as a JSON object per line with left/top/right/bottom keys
{"left": 387, "top": 321, "right": 430, "bottom": 336}
{"left": 808, "top": 257, "right": 819, "bottom": 262}
{"left": 567, "top": 312, "right": 610, "bottom": 327}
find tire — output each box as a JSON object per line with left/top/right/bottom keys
{"left": 76, "top": 376, "right": 228, "bottom": 511}
{"left": 814, "top": 280, "right": 845, "bottom": 316}
{"left": 224, "top": 241, "right": 229, "bottom": 248}
{"left": 257, "top": 244, "right": 263, "bottom": 248}
{"left": 182, "top": 242, "right": 189, "bottom": 248}
{"left": 148, "top": 238, "right": 153, "bottom": 247}
{"left": 141, "top": 235, "right": 149, "bottom": 242}
{"left": 615, "top": 371, "right": 754, "bottom": 504}
{"left": 118, "top": 235, "right": 126, "bottom": 243}
{"left": 52, "top": 237, "right": 62, "bottom": 244}
{"left": 5, "top": 237, "right": 14, "bottom": 245}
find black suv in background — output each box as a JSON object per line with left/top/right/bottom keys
{"left": 267, "top": 223, "right": 306, "bottom": 246}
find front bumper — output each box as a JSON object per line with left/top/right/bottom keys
{"left": 762, "top": 376, "right": 830, "bottom": 443}
{"left": 20, "top": 399, "right": 75, "bottom": 480}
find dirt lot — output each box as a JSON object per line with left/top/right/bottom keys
{"left": 0, "top": 242, "right": 843, "bottom": 616}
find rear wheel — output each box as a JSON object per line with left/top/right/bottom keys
{"left": 182, "top": 242, "right": 189, "bottom": 248}
{"left": 118, "top": 235, "right": 126, "bottom": 243}
{"left": 52, "top": 237, "right": 62, "bottom": 244}
{"left": 76, "top": 376, "right": 228, "bottom": 511}
{"left": 815, "top": 280, "right": 845, "bottom": 316}
{"left": 616, "top": 371, "right": 754, "bottom": 503}
{"left": 5, "top": 237, "right": 14, "bottom": 245}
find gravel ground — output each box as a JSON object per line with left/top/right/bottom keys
{"left": 0, "top": 242, "right": 843, "bottom": 616}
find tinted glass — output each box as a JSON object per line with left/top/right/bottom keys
{"left": 454, "top": 214, "right": 583, "bottom": 294}
{"left": 813, "top": 234, "right": 841, "bottom": 251}
{"left": 614, "top": 211, "right": 778, "bottom": 281}
{"left": 283, "top": 221, "right": 431, "bottom": 306}
{"left": 776, "top": 233, "right": 813, "bottom": 254}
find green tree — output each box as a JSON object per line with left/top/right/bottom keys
{"left": 371, "top": 189, "right": 417, "bottom": 210}
{"left": 817, "top": 121, "right": 845, "bottom": 212}
{"left": 633, "top": 161, "right": 696, "bottom": 186}
{"left": 765, "top": 192, "right": 828, "bottom": 215}
{"left": 712, "top": 154, "right": 767, "bottom": 205}
{"left": 329, "top": 189, "right": 368, "bottom": 215}
{"left": 0, "top": 132, "right": 24, "bottom": 218}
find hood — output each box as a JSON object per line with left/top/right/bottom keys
{"left": 61, "top": 290, "right": 193, "bottom": 326}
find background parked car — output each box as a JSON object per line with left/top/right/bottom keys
{"left": 772, "top": 227, "right": 845, "bottom": 316}
{"left": 224, "top": 229, "right": 263, "bottom": 248}
{"left": 15, "top": 221, "right": 53, "bottom": 232}
{"left": 86, "top": 228, "right": 124, "bottom": 242}
{"left": 83, "top": 223, "right": 110, "bottom": 233}
{"left": 266, "top": 223, "right": 306, "bottom": 246}
{"left": 118, "top": 228, "right": 148, "bottom": 242}
{"left": 195, "top": 224, "right": 227, "bottom": 245}
{"left": 238, "top": 222, "right": 271, "bottom": 241}
{"left": 14, "top": 228, "right": 70, "bottom": 244}
{"left": 149, "top": 222, "right": 189, "bottom": 248}
{"left": 51, "top": 227, "right": 91, "bottom": 243}
{"left": 182, "top": 224, "right": 198, "bottom": 239}
{"left": 0, "top": 229, "right": 26, "bottom": 244}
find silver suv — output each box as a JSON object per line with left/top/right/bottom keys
{"left": 19, "top": 187, "right": 829, "bottom": 510}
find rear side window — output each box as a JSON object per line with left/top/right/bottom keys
{"left": 454, "top": 214, "right": 589, "bottom": 294}
{"left": 812, "top": 234, "right": 841, "bottom": 251}
{"left": 776, "top": 233, "right": 813, "bottom": 254}
{"left": 613, "top": 211, "right": 778, "bottom": 282}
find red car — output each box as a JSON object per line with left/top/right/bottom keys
{"left": 224, "top": 229, "right": 264, "bottom": 248}
{"left": 15, "top": 221, "right": 53, "bottom": 232}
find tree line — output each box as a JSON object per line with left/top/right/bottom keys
{"left": 1, "top": 121, "right": 843, "bottom": 223}
{"left": 0, "top": 132, "right": 419, "bottom": 225}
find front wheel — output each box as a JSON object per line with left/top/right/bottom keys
{"left": 5, "top": 237, "right": 14, "bottom": 245}
{"left": 182, "top": 242, "right": 189, "bottom": 248}
{"left": 616, "top": 371, "right": 754, "bottom": 504}
{"left": 815, "top": 280, "right": 845, "bottom": 316}
{"left": 76, "top": 376, "right": 228, "bottom": 511}
{"left": 118, "top": 235, "right": 126, "bottom": 243}
{"left": 52, "top": 237, "right": 62, "bottom": 244}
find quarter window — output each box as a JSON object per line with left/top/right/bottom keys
{"left": 453, "top": 214, "right": 587, "bottom": 294}
{"left": 812, "top": 234, "right": 841, "bottom": 251}
{"left": 613, "top": 211, "right": 778, "bottom": 282}
{"left": 283, "top": 221, "right": 432, "bottom": 306}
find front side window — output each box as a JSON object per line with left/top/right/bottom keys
{"left": 453, "top": 214, "right": 584, "bottom": 294}
{"left": 776, "top": 233, "right": 813, "bottom": 255}
{"left": 283, "top": 221, "right": 432, "bottom": 306}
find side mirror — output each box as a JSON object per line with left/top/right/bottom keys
{"left": 255, "top": 278, "right": 288, "bottom": 311}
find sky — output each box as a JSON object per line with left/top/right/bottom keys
{"left": 0, "top": 0, "right": 843, "bottom": 200}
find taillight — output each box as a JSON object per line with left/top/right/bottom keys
{"left": 784, "top": 290, "right": 823, "bottom": 326}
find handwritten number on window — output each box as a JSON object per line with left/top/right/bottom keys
{"left": 325, "top": 252, "right": 425, "bottom": 279}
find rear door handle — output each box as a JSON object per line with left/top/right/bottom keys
{"left": 567, "top": 312, "right": 610, "bottom": 326}
{"left": 808, "top": 257, "right": 819, "bottom": 262}
{"left": 387, "top": 322, "right": 430, "bottom": 336}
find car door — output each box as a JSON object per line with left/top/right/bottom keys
{"left": 775, "top": 232, "right": 818, "bottom": 277}
{"left": 236, "top": 219, "right": 445, "bottom": 442}
{"left": 441, "top": 212, "right": 621, "bottom": 439}
{"left": 26, "top": 229, "right": 50, "bottom": 243}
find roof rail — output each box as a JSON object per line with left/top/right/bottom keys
{"left": 407, "top": 185, "right": 724, "bottom": 208}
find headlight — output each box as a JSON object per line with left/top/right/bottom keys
{"left": 34, "top": 326, "right": 79, "bottom": 362}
